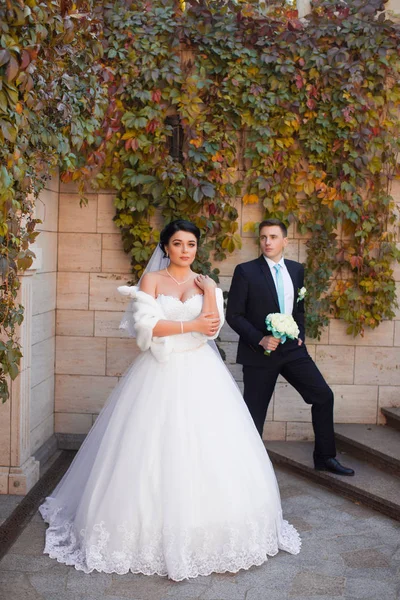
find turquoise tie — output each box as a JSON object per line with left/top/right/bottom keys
{"left": 274, "top": 264, "right": 285, "bottom": 313}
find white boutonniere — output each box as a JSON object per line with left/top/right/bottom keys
{"left": 297, "top": 287, "right": 307, "bottom": 303}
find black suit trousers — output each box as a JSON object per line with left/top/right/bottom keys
{"left": 242, "top": 343, "right": 336, "bottom": 462}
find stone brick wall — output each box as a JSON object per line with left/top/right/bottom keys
{"left": 55, "top": 184, "right": 140, "bottom": 436}
{"left": 0, "top": 176, "right": 59, "bottom": 495}
{"left": 54, "top": 180, "right": 400, "bottom": 442}
{"left": 30, "top": 176, "right": 59, "bottom": 454}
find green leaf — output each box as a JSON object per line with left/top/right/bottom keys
{"left": 0, "top": 119, "right": 17, "bottom": 142}
{"left": 201, "top": 184, "right": 215, "bottom": 198}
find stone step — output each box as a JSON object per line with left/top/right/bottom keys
{"left": 265, "top": 441, "right": 400, "bottom": 522}
{"left": 334, "top": 423, "right": 400, "bottom": 476}
{"left": 381, "top": 407, "right": 400, "bottom": 432}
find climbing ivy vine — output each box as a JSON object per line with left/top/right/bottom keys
{"left": 0, "top": 0, "right": 107, "bottom": 400}
{"left": 68, "top": 0, "right": 400, "bottom": 339}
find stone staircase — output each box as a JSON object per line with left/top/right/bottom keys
{"left": 381, "top": 407, "right": 400, "bottom": 432}
{"left": 265, "top": 407, "right": 400, "bottom": 522}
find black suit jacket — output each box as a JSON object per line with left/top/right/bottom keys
{"left": 226, "top": 255, "right": 306, "bottom": 366}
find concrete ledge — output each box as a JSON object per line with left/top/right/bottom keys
{"left": 55, "top": 432, "right": 86, "bottom": 450}
{"left": 381, "top": 407, "right": 400, "bottom": 432}
{"left": 33, "top": 434, "right": 58, "bottom": 475}
{"left": 335, "top": 424, "right": 400, "bottom": 476}
{"left": 265, "top": 441, "right": 400, "bottom": 522}
{"left": 0, "top": 450, "right": 75, "bottom": 561}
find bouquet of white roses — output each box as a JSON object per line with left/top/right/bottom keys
{"left": 264, "top": 313, "right": 300, "bottom": 356}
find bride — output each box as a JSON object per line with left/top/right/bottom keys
{"left": 39, "top": 219, "right": 301, "bottom": 581}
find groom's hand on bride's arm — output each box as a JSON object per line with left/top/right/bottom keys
{"left": 259, "top": 336, "right": 280, "bottom": 352}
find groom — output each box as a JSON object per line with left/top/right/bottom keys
{"left": 226, "top": 219, "right": 354, "bottom": 476}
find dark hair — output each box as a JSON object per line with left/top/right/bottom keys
{"left": 258, "top": 218, "right": 288, "bottom": 237}
{"left": 159, "top": 219, "right": 201, "bottom": 256}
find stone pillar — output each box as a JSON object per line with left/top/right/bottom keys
{"left": 297, "top": 0, "right": 311, "bottom": 19}
{"left": 386, "top": 0, "right": 400, "bottom": 13}
{"left": 1, "top": 268, "right": 40, "bottom": 495}
{"left": 297, "top": 0, "right": 400, "bottom": 18}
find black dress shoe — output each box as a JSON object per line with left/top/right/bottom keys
{"left": 314, "top": 458, "right": 355, "bottom": 476}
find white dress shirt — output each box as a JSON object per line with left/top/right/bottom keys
{"left": 264, "top": 256, "right": 294, "bottom": 315}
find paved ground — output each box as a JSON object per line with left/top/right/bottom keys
{"left": 0, "top": 467, "right": 399, "bottom": 600}
{"left": 0, "top": 494, "right": 22, "bottom": 527}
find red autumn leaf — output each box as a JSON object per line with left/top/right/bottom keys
{"left": 110, "top": 119, "right": 121, "bottom": 131}
{"left": 151, "top": 89, "right": 162, "bottom": 103}
{"left": 0, "top": 49, "right": 10, "bottom": 67}
{"left": 28, "top": 46, "right": 39, "bottom": 61}
{"left": 295, "top": 74, "right": 303, "bottom": 89}
{"left": 102, "top": 68, "right": 114, "bottom": 83}
{"left": 25, "top": 75, "right": 34, "bottom": 92}
{"left": 306, "top": 98, "right": 316, "bottom": 110}
{"left": 94, "top": 151, "right": 105, "bottom": 163}
{"left": 287, "top": 19, "right": 303, "bottom": 31}
{"left": 211, "top": 151, "right": 223, "bottom": 162}
{"left": 6, "top": 56, "right": 19, "bottom": 82}
{"left": 61, "top": 171, "right": 73, "bottom": 183}
{"left": 146, "top": 119, "right": 158, "bottom": 133}
{"left": 20, "top": 50, "right": 31, "bottom": 70}
{"left": 124, "top": 138, "right": 139, "bottom": 151}
{"left": 349, "top": 255, "right": 363, "bottom": 269}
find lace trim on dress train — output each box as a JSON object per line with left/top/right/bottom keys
{"left": 39, "top": 498, "right": 301, "bottom": 581}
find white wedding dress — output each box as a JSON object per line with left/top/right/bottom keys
{"left": 39, "top": 290, "right": 301, "bottom": 581}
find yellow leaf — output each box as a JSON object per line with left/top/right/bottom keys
{"left": 221, "top": 236, "right": 230, "bottom": 249}
{"left": 304, "top": 181, "right": 314, "bottom": 195}
{"left": 243, "top": 221, "right": 256, "bottom": 233}
{"left": 189, "top": 138, "right": 202, "bottom": 148}
{"left": 121, "top": 130, "right": 136, "bottom": 140}
{"left": 243, "top": 193, "right": 259, "bottom": 204}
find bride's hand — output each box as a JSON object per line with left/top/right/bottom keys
{"left": 193, "top": 312, "right": 220, "bottom": 336}
{"left": 194, "top": 274, "right": 217, "bottom": 291}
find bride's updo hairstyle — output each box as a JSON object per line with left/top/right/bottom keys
{"left": 159, "top": 219, "right": 201, "bottom": 258}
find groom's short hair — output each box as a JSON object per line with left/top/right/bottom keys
{"left": 258, "top": 219, "right": 288, "bottom": 237}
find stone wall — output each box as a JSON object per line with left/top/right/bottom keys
{"left": 54, "top": 184, "right": 140, "bottom": 437}
{"left": 0, "top": 176, "right": 59, "bottom": 494}
{"left": 30, "top": 175, "right": 59, "bottom": 455}
{"left": 54, "top": 181, "right": 400, "bottom": 442}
